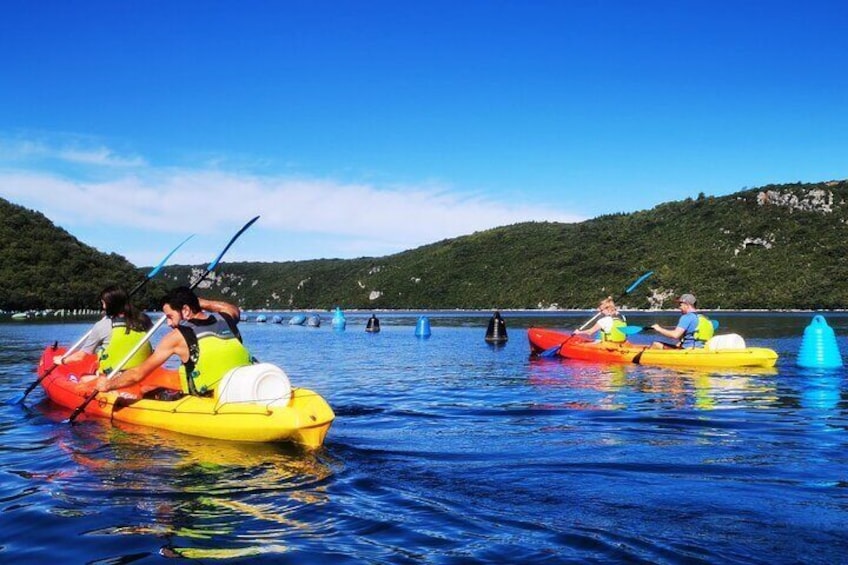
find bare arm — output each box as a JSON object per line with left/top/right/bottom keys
{"left": 651, "top": 324, "right": 685, "bottom": 341}
{"left": 574, "top": 321, "right": 603, "bottom": 336}
{"left": 53, "top": 349, "right": 87, "bottom": 366}
{"left": 95, "top": 330, "right": 187, "bottom": 392}
{"left": 199, "top": 298, "right": 241, "bottom": 321}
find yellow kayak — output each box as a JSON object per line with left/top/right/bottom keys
{"left": 37, "top": 346, "right": 335, "bottom": 449}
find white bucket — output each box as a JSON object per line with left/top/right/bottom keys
{"left": 705, "top": 334, "right": 746, "bottom": 351}
{"left": 216, "top": 363, "right": 292, "bottom": 407}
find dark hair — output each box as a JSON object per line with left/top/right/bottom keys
{"left": 99, "top": 285, "right": 151, "bottom": 333}
{"left": 161, "top": 286, "right": 201, "bottom": 314}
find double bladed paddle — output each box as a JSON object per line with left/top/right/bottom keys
{"left": 66, "top": 216, "right": 259, "bottom": 423}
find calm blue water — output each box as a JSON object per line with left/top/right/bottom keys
{"left": 1, "top": 311, "right": 847, "bottom": 563}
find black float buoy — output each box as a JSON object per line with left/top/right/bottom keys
{"left": 365, "top": 314, "right": 381, "bottom": 333}
{"left": 485, "top": 311, "right": 508, "bottom": 344}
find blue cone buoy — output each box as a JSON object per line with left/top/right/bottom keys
{"left": 415, "top": 316, "right": 431, "bottom": 338}
{"left": 332, "top": 307, "right": 346, "bottom": 330}
{"left": 797, "top": 315, "right": 843, "bottom": 368}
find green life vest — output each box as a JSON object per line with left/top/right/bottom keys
{"left": 98, "top": 318, "right": 153, "bottom": 375}
{"left": 176, "top": 314, "right": 252, "bottom": 396}
{"left": 600, "top": 317, "right": 627, "bottom": 343}
{"left": 693, "top": 314, "right": 715, "bottom": 343}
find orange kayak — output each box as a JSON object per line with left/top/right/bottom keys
{"left": 528, "top": 327, "right": 778, "bottom": 368}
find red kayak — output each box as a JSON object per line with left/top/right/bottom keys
{"left": 528, "top": 327, "right": 778, "bottom": 368}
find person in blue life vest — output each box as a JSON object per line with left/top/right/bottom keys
{"left": 96, "top": 286, "right": 252, "bottom": 396}
{"left": 650, "top": 293, "right": 714, "bottom": 349}
{"left": 53, "top": 286, "right": 153, "bottom": 377}
{"left": 573, "top": 297, "right": 627, "bottom": 343}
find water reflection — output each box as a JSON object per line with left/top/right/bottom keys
{"left": 527, "top": 357, "right": 778, "bottom": 411}
{"left": 42, "top": 420, "right": 339, "bottom": 560}
{"left": 799, "top": 370, "right": 844, "bottom": 414}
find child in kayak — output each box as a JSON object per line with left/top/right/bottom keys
{"left": 573, "top": 297, "right": 627, "bottom": 343}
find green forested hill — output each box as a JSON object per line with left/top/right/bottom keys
{"left": 0, "top": 199, "right": 143, "bottom": 311}
{"left": 157, "top": 180, "right": 848, "bottom": 310}
{"left": 3, "top": 180, "right": 848, "bottom": 311}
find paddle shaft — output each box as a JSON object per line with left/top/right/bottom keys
{"left": 68, "top": 217, "right": 258, "bottom": 423}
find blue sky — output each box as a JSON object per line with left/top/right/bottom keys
{"left": 1, "top": 1, "right": 846, "bottom": 266}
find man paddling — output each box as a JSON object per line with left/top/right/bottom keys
{"left": 96, "top": 286, "right": 252, "bottom": 396}
{"left": 650, "top": 293, "right": 714, "bottom": 349}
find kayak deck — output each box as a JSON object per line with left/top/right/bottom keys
{"left": 36, "top": 346, "right": 334, "bottom": 449}
{"left": 528, "top": 327, "right": 778, "bottom": 368}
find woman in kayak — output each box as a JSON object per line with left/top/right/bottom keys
{"left": 573, "top": 297, "right": 627, "bottom": 343}
{"left": 650, "top": 293, "right": 714, "bottom": 348}
{"left": 53, "top": 285, "right": 153, "bottom": 376}
{"left": 96, "top": 286, "right": 252, "bottom": 397}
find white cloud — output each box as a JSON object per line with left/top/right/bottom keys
{"left": 56, "top": 146, "right": 146, "bottom": 167}
{"left": 0, "top": 136, "right": 146, "bottom": 168}
{"left": 0, "top": 137, "right": 585, "bottom": 263}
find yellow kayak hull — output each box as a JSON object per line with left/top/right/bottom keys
{"left": 38, "top": 347, "right": 334, "bottom": 449}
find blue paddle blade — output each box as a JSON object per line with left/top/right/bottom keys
{"left": 540, "top": 345, "right": 561, "bottom": 358}
{"left": 619, "top": 325, "right": 647, "bottom": 336}
{"left": 625, "top": 271, "right": 653, "bottom": 294}
{"left": 205, "top": 216, "right": 259, "bottom": 273}
{"left": 7, "top": 392, "right": 25, "bottom": 405}
{"left": 712, "top": 319, "right": 719, "bottom": 330}
{"left": 146, "top": 234, "right": 195, "bottom": 279}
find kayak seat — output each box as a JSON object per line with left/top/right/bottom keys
{"left": 705, "top": 334, "right": 746, "bottom": 351}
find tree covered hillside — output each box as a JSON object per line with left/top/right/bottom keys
{"left": 2, "top": 180, "right": 847, "bottom": 311}
{"left": 0, "top": 199, "right": 144, "bottom": 311}
{"left": 158, "top": 180, "right": 848, "bottom": 311}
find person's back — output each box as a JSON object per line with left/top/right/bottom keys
{"left": 98, "top": 314, "right": 153, "bottom": 374}
{"left": 56, "top": 285, "right": 152, "bottom": 374}
{"left": 96, "top": 286, "right": 153, "bottom": 374}
{"left": 176, "top": 312, "right": 252, "bottom": 395}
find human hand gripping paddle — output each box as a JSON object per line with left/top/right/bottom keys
{"left": 539, "top": 271, "right": 654, "bottom": 358}
{"left": 66, "top": 216, "right": 259, "bottom": 424}
{"left": 11, "top": 234, "right": 195, "bottom": 405}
